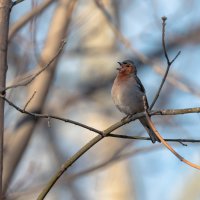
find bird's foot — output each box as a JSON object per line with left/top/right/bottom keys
{"left": 121, "top": 114, "right": 132, "bottom": 122}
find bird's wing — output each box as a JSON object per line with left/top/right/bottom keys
{"left": 135, "top": 76, "right": 145, "bottom": 93}
{"left": 135, "top": 76, "right": 150, "bottom": 108}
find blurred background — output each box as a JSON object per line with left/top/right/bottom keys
{"left": 4, "top": 0, "right": 200, "bottom": 199}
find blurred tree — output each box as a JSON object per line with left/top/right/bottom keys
{"left": 1, "top": 0, "right": 200, "bottom": 200}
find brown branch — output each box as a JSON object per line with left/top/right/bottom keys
{"left": 2, "top": 40, "right": 66, "bottom": 93}
{"left": 144, "top": 97, "right": 200, "bottom": 170}
{"left": 37, "top": 134, "right": 103, "bottom": 200}
{"left": 2, "top": 93, "right": 200, "bottom": 138}
{"left": 1, "top": 94, "right": 103, "bottom": 135}
{"left": 146, "top": 111, "right": 200, "bottom": 170}
{"left": 150, "top": 17, "right": 181, "bottom": 109}
{"left": 161, "top": 16, "right": 170, "bottom": 64}
{"left": 23, "top": 91, "right": 36, "bottom": 111}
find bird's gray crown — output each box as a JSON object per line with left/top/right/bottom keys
{"left": 122, "top": 60, "right": 135, "bottom": 66}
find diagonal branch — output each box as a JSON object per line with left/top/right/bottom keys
{"left": 37, "top": 134, "right": 103, "bottom": 200}
{"left": 2, "top": 40, "right": 66, "bottom": 93}
{"left": 145, "top": 105, "right": 200, "bottom": 170}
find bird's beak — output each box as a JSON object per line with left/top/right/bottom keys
{"left": 117, "top": 62, "right": 122, "bottom": 70}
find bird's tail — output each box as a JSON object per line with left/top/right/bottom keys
{"left": 139, "top": 117, "right": 160, "bottom": 143}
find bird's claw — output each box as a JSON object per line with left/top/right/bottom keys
{"left": 121, "top": 115, "right": 132, "bottom": 122}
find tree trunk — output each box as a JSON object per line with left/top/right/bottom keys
{"left": 0, "top": 0, "right": 12, "bottom": 198}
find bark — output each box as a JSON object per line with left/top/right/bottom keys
{"left": 0, "top": 0, "right": 12, "bottom": 198}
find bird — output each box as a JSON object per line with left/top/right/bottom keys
{"left": 111, "top": 60, "right": 160, "bottom": 143}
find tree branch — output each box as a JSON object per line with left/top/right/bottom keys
{"left": 150, "top": 17, "right": 181, "bottom": 109}
{"left": 1, "top": 93, "right": 200, "bottom": 137}
{"left": 37, "top": 134, "right": 103, "bottom": 200}
{"left": 107, "top": 133, "right": 200, "bottom": 145}
{"left": 2, "top": 40, "right": 66, "bottom": 93}
{"left": 145, "top": 100, "right": 200, "bottom": 170}
{"left": 23, "top": 91, "right": 36, "bottom": 111}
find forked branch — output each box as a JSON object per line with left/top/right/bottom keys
{"left": 150, "top": 17, "right": 181, "bottom": 109}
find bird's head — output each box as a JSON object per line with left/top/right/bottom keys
{"left": 117, "top": 60, "right": 137, "bottom": 75}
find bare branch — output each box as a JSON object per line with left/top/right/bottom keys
{"left": 1, "top": 94, "right": 103, "bottom": 135}
{"left": 2, "top": 93, "right": 200, "bottom": 137}
{"left": 23, "top": 91, "right": 36, "bottom": 111}
{"left": 161, "top": 16, "right": 170, "bottom": 65}
{"left": 2, "top": 40, "right": 66, "bottom": 93}
{"left": 107, "top": 134, "right": 200, "bottom": 145}
{"left": 37, "top": 135, "right": 103, "bottom": 200}
{"left": 150, "top": 17, "right": 181, "bottom": 110}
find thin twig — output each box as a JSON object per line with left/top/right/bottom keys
{"left": 2, "top": 40, "right": 66, "bottom": 93}
{"left": 23, "top": 91, "right": 36, "bottom": 111}
{"left": 1, "top": 94, "right": 103, "bottom": 136}
{"left": 161, "top": 16, "right": 170, "bottom": 65}
{"left": 107, "top": 134, "right": 200, "bottom": 145}
{"left": 150, "top": 17, "right": 181, "bottom": 110}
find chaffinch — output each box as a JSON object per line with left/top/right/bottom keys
{"left": 111, "top": 60, "right": 160, "bottom": 143}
